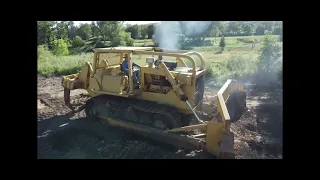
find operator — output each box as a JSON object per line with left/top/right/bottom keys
{"left": 121, "top": 54, "right": 141, "bottom": 84}
{"left": 154, "top": 49, "right": 163, "bottom": 68}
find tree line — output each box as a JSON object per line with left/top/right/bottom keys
{"left": 37, "top": 21, "right": 282, "bottom": 56}
{"left": 37, "top": 21, "right": 135, "bottom": 55}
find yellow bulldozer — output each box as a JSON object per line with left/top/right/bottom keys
{"left": 61, "top": 47, "right": 246, "bottom": 159}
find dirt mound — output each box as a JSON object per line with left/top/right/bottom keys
{"left": 232, "top": 84, "right": 283, "bottom": 159}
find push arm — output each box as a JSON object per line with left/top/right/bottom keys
{"left": 157, "top": 61, "right": 187, "bottom": 101}
{"left": 157, "top": 60, "right": 203, "bottom": 123}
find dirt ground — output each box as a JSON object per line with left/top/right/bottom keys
{"left": 37, "top": 75, "right": 282, "bottom": 159}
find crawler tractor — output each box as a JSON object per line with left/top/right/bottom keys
{"left": 62, "top": 47, "right": 246, "bottom": 159}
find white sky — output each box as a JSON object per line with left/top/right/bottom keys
{"left": 74, "top": 21, "right": 160, "bottom": 26}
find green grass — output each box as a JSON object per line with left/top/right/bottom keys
{"left": 38, "top": 46, "right": 92, "bottom": 76}
{"left": 133, "top": 39, "right": 153, "bottom": 47}
{"left": 37, "top": 35, "right": 281, "bottom": 84}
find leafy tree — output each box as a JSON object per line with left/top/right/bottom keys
{"left": 37, "top": 21, "right": 56, "bottom": 45}
{"left": 257, "top": 31, "right": 282, "bottom": 74}
{"left": 90, "top": 21, "right": 99, "bottom": 37}
{"left": 110, "top": 31, "right": 125, "bottom": 46}
{"left": 212, "top": 26, "right": 219, "bottom": 42}
{"left": 254, "top": 21, "right": 275, "bottom": 35}
{"left": 125, "top": 24, "right": 140, "bottom": 39}
{"left": 210, "top": 21, "right": 226, "bottom": 44}
{"left": 66, "top": 21, "right": 77, "bottom": 40}
{"left": 51, "top": 39, "right": 69, "bottom": 56}
{"left": 140, "top": 25, "right": 148, "bottom": 39}
{"left": 272, "top": 26, "right": 282, "bottom": 35}
{"left": 77, "top": 24, "right": 92, "bottom": 40}
{"left": 147, "top": 24, "right": 154, "bottom": 39}
{"left": 217, "top": 21, "right": 226, "bottom": 34}
{"left": 72, "top": 36, "right": 86, "bottom": 47}
{"left": 255, "top": 25, "right": 265, "bottom": 35}
{"left": 56, "top": 22, "right": 68, "bottom": 40}
{"left": 124, "top": 32, "right": 134, "bottom": 46}
{"left": 92, "top": 21, "right": 124, "bottom": 43}
{"left": 242, "top": 24, "right": 253, "bottom": 36}
{"left": 226, "top": 21, "right": 240, "bottom": 36}
{"left": 219, "top": 35, "right": 226, "bottom": 51}
{"left": 262, "top": 21, "right": 274, "bottom": 32}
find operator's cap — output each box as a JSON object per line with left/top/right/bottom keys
{"left": 123, "top": 54, "right": 128, "bottom": 58}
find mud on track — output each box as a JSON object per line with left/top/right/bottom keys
{"left": 37, "top": 75, "right": 283, "bottom": 159}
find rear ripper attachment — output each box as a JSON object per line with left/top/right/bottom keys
{"left": 62, "top": 73, "right": 86, "bottom": 112}
{"left": 61, "top": 61, "right": 93, "bottom": 112}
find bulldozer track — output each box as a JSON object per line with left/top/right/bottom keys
{"left": 85, "top": 95, "right": 183, "bottom": 130}
{"left": 37, "top": 95, "right": 211, "bottom": 159}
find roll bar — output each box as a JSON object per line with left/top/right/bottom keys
{"left": 91, "top": 48, "right": 206, "bottom": 75}
{"left": 133, "top": 50, "right": 205, "bottom": 76}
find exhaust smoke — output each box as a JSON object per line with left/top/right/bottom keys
{"left": 154, "top": 21, "right": 213, "bottom": 49}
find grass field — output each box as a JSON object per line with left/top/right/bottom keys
{"left": 37, "top": 35, "right": 280, "bottom": 86}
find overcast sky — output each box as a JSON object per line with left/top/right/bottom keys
{"left": 74, "top": 21, "right": 160, "bottom": 26}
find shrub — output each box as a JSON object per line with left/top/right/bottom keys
{"left": 256, "top": 31, "right": 282, "bottom": 83}
{"left": 72, "top": 36, "right": 86, "bottom": 47}
{"left": 38, "top": 45, "right": 54, "bottom": 62}
{"left": 51, "top": 39, "right": 69, "bottom": 56}
{"left": 219, "top": 35, "right": 226, "bottom": 51}
{"left": 204, "top": 54, "right": 258, "bottom": 87}
{"left": 124, "top": 32, "right": 134, "bottom": 46}
{"left": 110, "top": 31, "right": 127, "bottom": 47}
{"left": 257, "top": 31, "right": 282, "bottom": 74}
{"left": 225, "top": 54, "right": 257, "bottom": 77}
